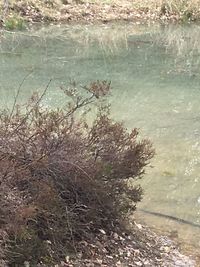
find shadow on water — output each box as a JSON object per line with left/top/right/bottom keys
{"left": 1, "top": 22, "right": 200, "bottom": 250}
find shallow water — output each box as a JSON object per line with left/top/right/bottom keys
{"left": 1, "top": 23, "right": 200, "bottom": 248}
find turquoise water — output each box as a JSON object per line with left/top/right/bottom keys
{"left": 1, "top": 23, "right": 200, "bottom": 248}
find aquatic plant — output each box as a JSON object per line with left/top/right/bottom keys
{"left": 0, "top": 80, "right": 154, "bottom": 265}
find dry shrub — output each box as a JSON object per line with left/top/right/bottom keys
{"left": 0, "top": 80, "right": 154, "bottom": 265}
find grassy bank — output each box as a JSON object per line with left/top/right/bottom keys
{"left": 1, "top": 0, "right": 200, "bottom": 29}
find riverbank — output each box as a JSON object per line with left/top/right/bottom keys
{"left": 1, "top": 0, "right": 200, "bottom": 30}
{"left": 50, "top": 222, "right": 196, "bottom": 267}
{"left": 0, "top": 222, "right": 196, "bottom": 266}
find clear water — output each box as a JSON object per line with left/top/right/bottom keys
{"left": 1, "top": 23, "right": 200, "bottom": 249}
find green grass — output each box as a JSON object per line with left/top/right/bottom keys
{"left": 4, "top": 16, "right": 26, "bottom": 30}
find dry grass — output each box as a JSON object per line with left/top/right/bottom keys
{"left": 1, "top": 0, "right": 200, "bottom": 24}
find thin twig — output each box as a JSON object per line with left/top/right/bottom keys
{"left": 9, "top": 71, "right": 33, "bottom": 121}
{"left": 9, "top": 79, "right": 52, "bottom": 137}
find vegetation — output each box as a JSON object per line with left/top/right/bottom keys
{"left": 1, "top": 0, "right": 200, "bottom": 27}
{"left": 0, "top": 81, "right": 154, "bottom": 265}
{"left": 4, "top": 16, "right": 25, "bottom": 30}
